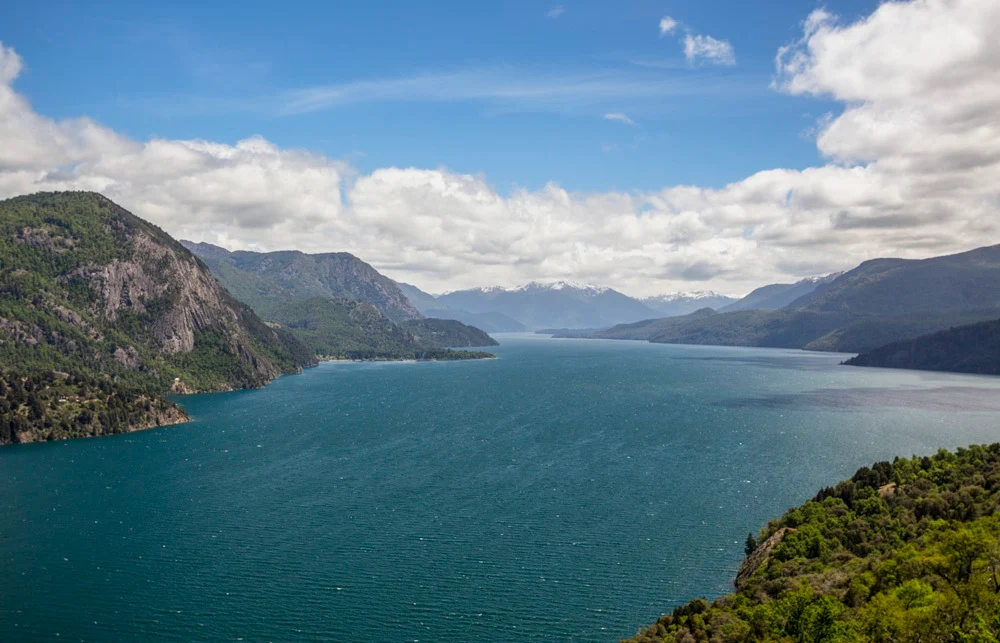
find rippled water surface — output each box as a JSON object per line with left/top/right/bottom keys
{"left": 3, "top": 335, "right": 1000, "bottom": 641}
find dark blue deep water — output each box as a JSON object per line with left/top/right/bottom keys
{"left": 4, "top": 335, "right": 1000, "bottom": 641}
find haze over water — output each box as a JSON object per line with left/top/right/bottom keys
{"left": 3, "top": 335, "right": 1000, "bottom": 642}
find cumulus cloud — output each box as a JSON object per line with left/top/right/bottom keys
{"left": 603, "top": 112, "right": 637, "bottom": 126}
{"left": 659, "top": 16, "right": 678, "bottom": 36}
{"left": 683, "top": 34, "right": 736, "bottom": 66}
{"left": 1, "top": 0, "right": 999, "bottom": 297}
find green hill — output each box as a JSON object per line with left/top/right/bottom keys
{"left": 0, "top": 192, "right": 317, "bottom": 444}
{"left": 844, "top": 318, "right": 1000, "bottom": 375}
{"left": 624, "top": 444, "right": 1000, "bottom": 642}
{"left": 183, "top": 241, "right": 497, "bottom": 360}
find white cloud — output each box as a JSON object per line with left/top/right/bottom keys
{"left": 659, "top": 16, "right": 678, "bottom": 36}
{"left": 683, "top": 34, "right": 736, "bottom": 66}
{"left": 546, "top": 5, "right": 566, "bottom": 19}
{"left": 603, "top": 112, "right": 636, "bottom": 126}
{"left": 1, "top": 0, "right": 999, "bottom": 297}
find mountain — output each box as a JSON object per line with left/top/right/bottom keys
{"left": 181, "top": 241, "right": 421, "bottom": 323}
{"left": 788, "top": 246, "right": 1000, "bottom": 314}
{"left": 844, "top": 318, "right": 1000, "bottom": 375}
{"left": 719, "top": 274, "right": 840, "bottom": 312}
{"left": 393, "top": 280, "right": 526, "bottom": 332}
{"left": 624, "top": 444, "right": 1000, "bottom": 642}
{"left": 436, "top": 281, "right": 658, "bottom": 330}
{"left": 183, "top": 243, "right": 496, "bottom": 359}
{"left": 640, "top": 291, "right": 737, "bottom": 317}
{"left": 568, "top": 246, "right": 1000, "bottom": 357}
{"left": 0, "top": 192, "right": 316, "bottom": 444}
{"left": 393, "top": 281, "right": 443, "bottom": 315}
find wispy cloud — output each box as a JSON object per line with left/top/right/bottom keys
{"left": 603, "top": 112, "right": 637, "bottom": 126}
{"left": 546, "top": 5, "right": 566, "bottom": 19}
{"left": 683, "top": 34, "right": 736, "bottom": 66}
{"left": 279, "top": 66, "right": 757, "bottom": 116}
{"left": 659, "top": 16, "right": 679, "bottom": 36}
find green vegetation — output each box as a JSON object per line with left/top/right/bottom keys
{"left": 0, "top": 192, "right": 316, "bottom": 444}
{"left": 845, "top": 318, "right": 1000, "bottom": 375}
{"left": 184, "top": 241, "right": 497, "bottom": 361}
{"left": 402, "top": 317, "right": 498, "bottom": 348}
{"left": 0, "top": 370, "right": 187, "bottom": 444}
{"left": 623, "top": 444, "right": 1000, "bottom": 643}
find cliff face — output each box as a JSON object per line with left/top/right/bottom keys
{"left": 0, "top": 191, "right": 316, "bottom": 444}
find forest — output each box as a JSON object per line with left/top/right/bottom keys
{"left": 624, "top": 444, "right": 1000, "bottom": 643}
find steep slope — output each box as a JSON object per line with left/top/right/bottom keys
{"left": 0, "top": 192, "right": 316, "bottom": 444}
{"left": 844, "top": 318, "right": 1000, "bottom": 375}
{"left": 624, "top": 444, "right": 1000, "bottom": 642}
{"left": 641, "top": 291, "right": 737, "bottom": 317}
{"left": 437, "top": 282, "right": 658, "bottom": 329}
{"left": 182, "top": 241, "right": 421, "bottom": 323}
{"left": 719, "top": 274, "right": 839, "bottom": 312}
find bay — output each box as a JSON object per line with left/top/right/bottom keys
{"left": 3, "top": 334, "right": 1000, "bottom": 641}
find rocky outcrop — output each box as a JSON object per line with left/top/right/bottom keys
{"left": 735, "top": 527, "right": 797, "bottom": 590}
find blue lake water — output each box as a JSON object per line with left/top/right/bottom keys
{"left": 3, "top": 334, "right": 1000, "bottom": 641}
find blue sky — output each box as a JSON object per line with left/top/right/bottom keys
{"left": 5, "top": 0, "right": 877, "bottom": 193}
{"left": 5, "top": 0, "right": 992, "bottom": 296}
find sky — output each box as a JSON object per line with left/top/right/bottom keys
{"left": 1, "top": 0, "right": 999, "bottom": 297}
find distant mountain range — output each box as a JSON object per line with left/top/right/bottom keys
{"left": 641, "top": 291, "right": 737, "bottom": 317}
{"left": 433, "top": 281, "right": 659, "bottom": 330}
{"left": 393, "top": 281, "right": 527, "bottom": 333}
{"left": 556, "top": 245, "right": 1000, "bottom": 361}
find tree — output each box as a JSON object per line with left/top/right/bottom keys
{"left": 745, "top": 532, "right": 758, "bottom": 557}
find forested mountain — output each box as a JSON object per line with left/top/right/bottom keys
{"left": 845, "top": 318, "right": 1000, "bottom": 375}
{"left": 181, "top": 241, "right": 421, "bottom": 323}
{"left": 641, "top": 291, "right": 737, "bottom": 317}
{"left": 437, "top": 281, "right": 658, "bottom": 330}
{"left": 623, "top": 444, "right": 1000, "bottom": 642}
{"left": 565, "top": 246, "right": 1000, "bottom": 356}
{"left": 183, "top": 243, "right": 497, "bottom": 360}
{"left": 394, "top": 280, "right": 527, "bottom": 332}
{"left": 719, "top": 274, "right": 839, "bottom": 312}
{"left": 0, "top": 192, "right": 317, "bottom": 444}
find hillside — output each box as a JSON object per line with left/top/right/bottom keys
{"left": 437, "top": 282, "right": 658, "bottom": 330}
{"left": 623, "top": 444, "right": 1000, "bottom": 642}
{"left": 184, "top": 243, "right": 496, "bottom": 359}
{"left": 720, "top": 274, "right": 839, "bottom": 312}
{"left": 844, "top": 318, "right": 1000, "bottom": 375}
{"left": 402, "top": 318, "right": 498, "bottom": 348}
{"left": 0, "top": 192, "right": 317, "bottom": 444}
{"left": 182, "top": 241, "right": 422, "bottom": 323}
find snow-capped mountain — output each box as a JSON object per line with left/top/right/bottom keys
{"left": 720, "top": 273, "right": 843, "bottom": 312}
{"left": 640, "top": 290, "right": 738, "bottom": 317}
{"left": 437, "top": 282, "right": 656, "bottom": 330}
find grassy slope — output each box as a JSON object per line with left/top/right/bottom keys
{"left": 624, "top": 444, "right": 1000, "bottom": 642}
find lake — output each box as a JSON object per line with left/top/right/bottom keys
{"left": 3, "top": 334, "right": 1000, "bottom": 641}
